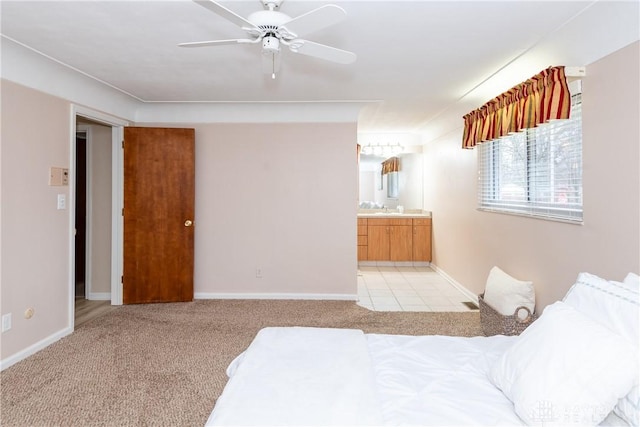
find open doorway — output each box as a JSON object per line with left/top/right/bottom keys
{"left": 74, "top": 117, "right": 116, "bottom": 326}
{"left": 75, "top": 129, "right": 87, "bottom": 300}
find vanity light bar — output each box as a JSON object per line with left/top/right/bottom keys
{"left": 361, "top": 142, "right": 404, "bottom": 156}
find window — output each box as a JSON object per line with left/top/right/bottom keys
{"left": 477, "top": 87, "right": 582, "bottom": 223}
{"left": 387, "top": 171, "right": 399, "bottom": 199}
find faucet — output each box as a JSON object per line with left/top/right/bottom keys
{"left": 383, "top": 205, "right": 389, "bottom": 213}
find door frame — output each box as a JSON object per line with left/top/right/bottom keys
{"left": 69, "top": 105, "right": 129, "bottom": 329}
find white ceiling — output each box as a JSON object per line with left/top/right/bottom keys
{"left": 1, "top": 0, "right": 638, "bottom": 137}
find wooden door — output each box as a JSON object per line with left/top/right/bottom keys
{"left": 367, "top": 225, "right": 390, "bottom": 260}
{"left": 389, "top": 226, "right": 413, "bottom": 261}
{"left": 123, "top": 127, "right": 195, "bottom": 304}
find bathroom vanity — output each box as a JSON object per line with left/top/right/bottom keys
{"left": 357, "top": 213, "right": 431, "bottom": 264}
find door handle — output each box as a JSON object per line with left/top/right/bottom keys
{"left": 184, "top": 220, "right": 193, "bottom": 227}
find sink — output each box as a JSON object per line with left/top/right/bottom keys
{"left": 374, "top": 212, "right": 403, "bottom": 215}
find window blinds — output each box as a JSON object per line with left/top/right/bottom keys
{"left": 477, "top": 93, "right": 582, "bottom": 222}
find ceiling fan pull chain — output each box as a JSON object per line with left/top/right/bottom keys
{"left": 272, "top": 53, "right": 276, "bottom": 79}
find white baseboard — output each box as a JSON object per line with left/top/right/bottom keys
{"left": 0, "top": 326, "right": 73, "bottom": 371}
{"left": 195, "top": 293, "right": 358, "bottom": 301}
{"left": 430, "top": 263, "right": 479, "bottom": 303}
{"left": 87, "top": 292, "right": 111, "bottom": 301}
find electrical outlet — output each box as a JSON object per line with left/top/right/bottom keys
{"left": 2, "top": 313, "right": 12, "bottom": 332}
{"left": 256, "top": 267, "right": 263, "bottom": 278}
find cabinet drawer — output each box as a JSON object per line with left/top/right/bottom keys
{"left": 357, "top": 218, "right": 368, "bottom": 226}
{"left": 357, "top": 235, "right": 368, "bottom": 245}
{"left": 357, "top": 225, "right": 368, "bottom": 236}
{"left": 368, "top": 218, "right": 412, "bottom": 226}
{"left": 413, "top": 218, "right": 432, "bottom": 226}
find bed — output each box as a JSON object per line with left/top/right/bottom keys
{"left": 206, "top": 272, "right": 639, "bottom": 426}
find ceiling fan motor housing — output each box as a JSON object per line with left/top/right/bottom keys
{"left": 262, "top": 35, "right": 280, "bottom": 53}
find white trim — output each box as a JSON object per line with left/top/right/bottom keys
{"left": 430, "top": 263, "right": 479, "bottom": 303}
{"left": 111, "top": 126, "right": 124, "bottom": 306}
{"left": 70, "top": 106, "right": 129, "bottom": 326}
{"left": 3, "top": 38, "right": 370, "bottom": 125}
{"left": 2, "top": 36, "right": 139, "bottom": 120}
{"left": 134, "top": 101, "right": 369, "bottom": 124}
{"left": 0, "top": 327, "right": 73, "bottom": 371}
{"left": 72, "top": 105, "right": 129, "bottom": 128}
{"left": 68, "top": 112, "right": 78, "bottom": 330}
{"left": 195, "top": 293, "right": 358, "bottom": 301}
{"left": 87, "top": 292, "right": 111, "bottom": 301}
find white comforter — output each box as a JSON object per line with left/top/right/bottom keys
{"left": 206, "top": 327, "right": 626, "bottom": 426}
{"left": 367, "top": 333, "right": 523, "bottom": 426}
{"left": 206, "top": 327, "right": 384, "bottom": 426}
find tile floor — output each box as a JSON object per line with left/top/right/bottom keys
{"left": 357, "top": 266, "right": 479, "bottom": 312}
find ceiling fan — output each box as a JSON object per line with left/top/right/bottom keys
{"left": 179, "top": 0, "right": 357, "bottom": 78}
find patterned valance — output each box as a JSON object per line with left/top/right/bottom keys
{"left": 462, "top": 66, "right": 571, "bottom": 149}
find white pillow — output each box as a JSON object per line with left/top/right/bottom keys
{"left": 563, "top": 272, "right": 639, "bottom": 343}
{"left": 562, "top": 272, "right": 640, "bottom": 426}
{"left": 489, "top": 301, "right": 639, "bottom": 426}
{"left": 624, "top": 272, "right": 639, "bottom": 288}
{"left": 483, "top": 266, "right": 535, "bottom": 316}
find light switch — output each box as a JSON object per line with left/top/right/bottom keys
{"left": 57, "top": 194, "right": 66, "bottom": 210}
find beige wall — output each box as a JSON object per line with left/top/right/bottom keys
{"left": 1, "top": 80, "right": 71, "bottom": 358}
{"left": 1, "top": 86, "right": 358, "bottom": 362}
{"left": 137, "top": 122, "right": 359, "bottom": 297}
{"left": 423, "top": 42, "right": 640, "bottom": 309}
{"left": 88, "top": 123, "right": 112, "bottom": 295}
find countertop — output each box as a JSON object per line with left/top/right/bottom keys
{"left": 357, "top": 211, "right": 432, "bottom": 219}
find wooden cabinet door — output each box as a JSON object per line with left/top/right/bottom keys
{"left": 413, "top": 224, "right": 432, "bottom": 261}
{"left": 367, "top": 225, "right": 390, "bottom": 260}
{"left": 390, "top": 226, "right": 413, "bottom": 261}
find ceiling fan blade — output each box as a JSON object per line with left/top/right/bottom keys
{"left": 279, "top": 5, "right": 346, "bottom": 39}
{"left": 178, "top": 39, "right": 255, "bottom": 48}
{"left": 288, "top": 39, "right": 356, "bottom": 64}
{"left": 192, "top": 0, "right": 260, "bottom": 31}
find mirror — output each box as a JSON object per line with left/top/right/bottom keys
{"left": 358, "top": 153, "right": 423, "bottom": 210}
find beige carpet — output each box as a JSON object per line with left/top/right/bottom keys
{"left": 1, "top": 300, "right": 482, "bottom": 426}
